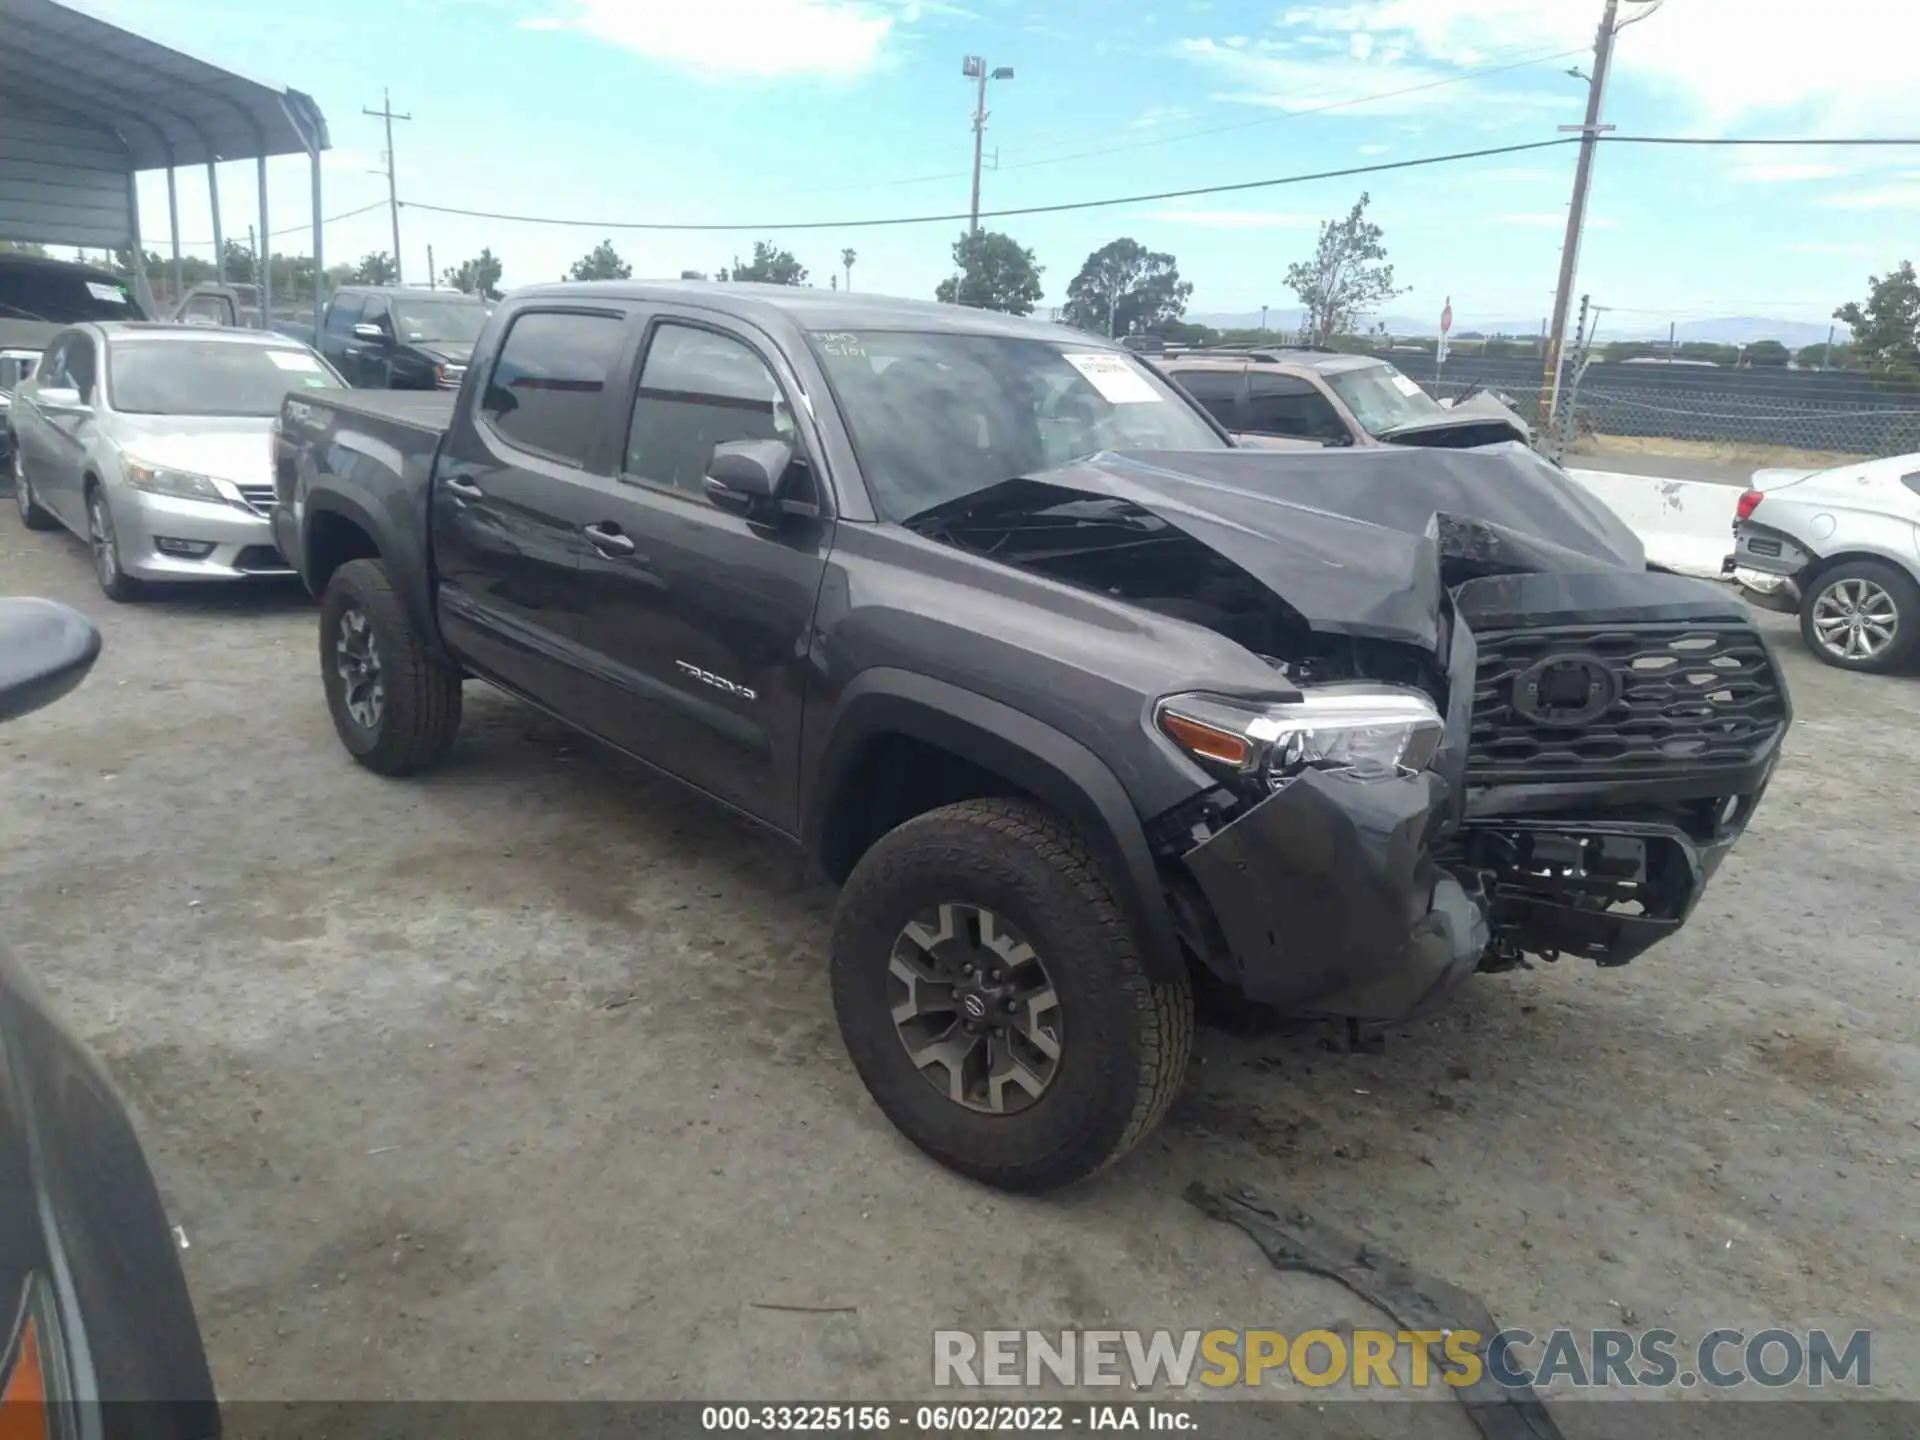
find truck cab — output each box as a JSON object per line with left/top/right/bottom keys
{"left": 315, "top": 285, "right": 491, "bottom": 391}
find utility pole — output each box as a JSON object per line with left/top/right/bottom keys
{"left": 366, "top": 89, "right": 416, "bottom": 284}
{"left": 427, "top": 244, "right": 436, "bottom": 290}
{"left": 247, "top": 224, "right": 257, "bottom": 283}
{"left": 1260, "top": 304, "right": 1269, "bottom": 335}
{"left": 963, "top": 56, "right": 1013, "bottom": 235}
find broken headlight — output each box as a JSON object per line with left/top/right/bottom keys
{"left": 1156, "top": 686, "right": 1444, "bottom": 792}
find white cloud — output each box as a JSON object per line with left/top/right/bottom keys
{"left": 1358, "top": 143, "right": 1393, "bottom": 154}
{"left": 1348, "top": 32, "right": 1373, "bottom": 60}
{"left": 1179, "top": 38, "right": 1575, "bottom": 117}
{"left": 1265, "top": 1, "right": 1920, "bottom": 133}
{"left": 1131, "top": 104, "right": 1195, "bottom": 129}
{"left": 1820, "top": 184, "right": 1920, "bottom": 211}
{"left": 519, "top": 0, "right": 896, "bottom": 77}
{"left": 1787, "top": 242, "right": 1880, "bottom": 256}
{"left": 1143, "top": 209, "right": 1318, "bottom": 228}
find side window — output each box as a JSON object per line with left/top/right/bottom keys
{"left": 481, "top": 309, "right": 627, "bottom": 469}
{"left": 1168, "top": 368, "right": 1244, "bottom": 429}
{"left": 65, "top": 335, "right": 97, "bottom": 402}
{"left": 34, "top": 337, "right": 71, "bottom": 391}
{"left": 1245, "top": 372, "right": 1347, "bottom": 442}
{"left": 360, "top": 295, "right": 392, "bottom": 332}
{"left": 624, "top": 322, "right": 796, "bottom": 496}
{"left": 325, "top": 294, "right": 363, "bottom": 333}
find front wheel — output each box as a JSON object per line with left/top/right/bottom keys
{"left": 830, "top": 798, "right": 1193, "bottom": 1192}
{"left": 86, "top": 487, "right": 144, "bottom": 602}
{"left": 1799, "top": 559, "right": 1920, "bottom": 673}
{"left": 319, "top": 558, "right": 462, "bottom": 775}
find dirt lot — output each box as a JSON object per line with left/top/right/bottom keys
{"left": 3, "top": 502, "right": 1917, "bottom": 1424}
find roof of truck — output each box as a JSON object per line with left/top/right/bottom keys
{"left": 1161, "top": 350, "right": 1386, "bottom": 375}
{"left": 511, "top": 280, "right": 1118, "bottom": 345}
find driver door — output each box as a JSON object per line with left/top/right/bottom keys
{"left": 355, "top": 294, "right": 395, "bottom": 387}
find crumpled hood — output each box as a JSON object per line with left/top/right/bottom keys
{"left": 915, "top": 444, "right": 1646, "bottom": 654}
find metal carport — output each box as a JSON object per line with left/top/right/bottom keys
{"left": 0, "top": 0, "right": 330, "bottom": 330}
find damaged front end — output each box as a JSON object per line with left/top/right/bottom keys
{"left": 907, "top": 447, "right": 1791, "bottom": 1023}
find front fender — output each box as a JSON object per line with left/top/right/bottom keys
{"left": 803, "top": 668, "right": 1184, "bottom": 984}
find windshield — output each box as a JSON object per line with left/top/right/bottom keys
{"left": 1323, "top": 362, "right": 1447, "bottom": 436}
{"left": 807, "top": 330, "right": 1225, "bottom": 520}
{"left": 391, "top": 300, "right": 489, "bottom": 345}
{"left": 0, "top": 267, "right": 144, "bottom": 325}
{"left": 108, "top": 340, "right": 343, "bottom": 416}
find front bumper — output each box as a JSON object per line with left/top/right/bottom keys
{"left": 109, "top": 488, "right": 293, "bottom": 582}
{"left": 1183, "top": 768, "right": 1490, "bottom": 1021}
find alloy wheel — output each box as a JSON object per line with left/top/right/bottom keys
{"left": 335, "top": 607, "right": 385, "bottom": 729}
{"left": 88, "top": 494, "right": 119, "bottom": 588}
{"left": 888, "top": 901, "right": 1062, "bottom": 1115}
{"left": 1810, "top": 577, "right": 1898, "bottom": 662}
{"left": 12, "top": 460, "right": 26, "bottom": 522}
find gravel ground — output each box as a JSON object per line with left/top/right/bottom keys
{"left": 3, "top": 502, "right": 1917, "bottom": 1427}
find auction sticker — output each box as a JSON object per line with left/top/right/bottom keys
{"left": 85, "top": 281, "right": 131, "bottom": 304}
{"left": 1390, "top": 373, "right": 1424, "bottom": 397}
{"left": 1063, "top": 351, "right": 1161, "bottom": 404}
{"left": 267, "top": 350, "right": 323, "bottom": 372}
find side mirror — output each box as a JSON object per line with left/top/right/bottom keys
{"left": 351, "top": 323, "right": 387, "bottom": 344}
{"left": 35, "top": 386, "right": 85, "bottom": 411}
{"left": 704, "top": 438, "right": 791, "bottom": 517}
{"left": 0, "top": 599, "right": 102, "bottom": 724}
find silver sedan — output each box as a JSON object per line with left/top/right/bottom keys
{"left": 8, "top": 322, "right": 346, "bottom": 601}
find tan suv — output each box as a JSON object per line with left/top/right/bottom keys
{"left": 1151, "top": 345, "right": 1529, "bottom": 451}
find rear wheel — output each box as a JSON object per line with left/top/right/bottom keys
{"left": 319, "top": 558, "right": 462, "bottom": 775}
{"left": 1799, "top": 559, "right": 1920, "bottom": 673}
{"left": 830, "top": 798, "right": 1193, "bottom": 1192}
{"left": 11, "top": 447, "right": 57, "bottom": 531}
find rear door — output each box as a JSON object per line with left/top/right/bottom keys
{"left": 1244, "top": 370, "right": 1353, "bottom": 446}
{"left": 11, "top": 334, "right": 70, "bottom": 512}
{"left": 1166, "top": 365, "right": 1246, "bottom": 431}
{"left": 35, "top": 332, "right": 100, "bottom": 524}
{"left": 431, "top": 304, "right": 634, "bottom": 710}
{"left": 563, "top": 311, "right": 833, "bottom": 829}
{"left": 322, "top": 293, "right": 365, "bottom": 381}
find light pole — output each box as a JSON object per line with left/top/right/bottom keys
{"left": 1540, "top": 0, "right": 1661, "bottom": 431}
{"left": 1260, "top": 304, "right": 1269, "bottom": 335}
{"left": 963, "top": 56, "right": 1014, "bottom": 235}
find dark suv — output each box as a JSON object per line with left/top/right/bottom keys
{"left": 272, "top": 283, "right": 1788, "bottom": 1191}
{"left": 313, "top": 285, "right": 491, "bottom": 391}
{"left": 1154, "top": 345, "right": 1529, "bottom": 451}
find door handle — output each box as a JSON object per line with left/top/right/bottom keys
{"left": 583, "top": 523, "right": 637, "bottom": 557}
{"left": 442, "top": 476, "right": 484, "bottom": 501}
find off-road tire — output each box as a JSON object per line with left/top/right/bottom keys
{"left": 11, "top": 449, "right": 57, "bottom": 531}
{"left": 319, "top": 558, "right": 462, "bottom": 775}
{"left": 1798, "top": 558, "right": 1920, "bottom": 674}
{"left": 831, "top": 797, "right": 1193, "bottom": 1192}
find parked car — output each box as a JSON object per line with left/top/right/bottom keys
{"left": 1154, "top": 345, "right": 1530, "bottom": 450}
{"left": 10, "top": 322, "right": 344, "bottom": 600}
{"left": 1, "top": 254, "right": 151, "bottom": 470}
{"left": 313, "top": 286, "right": 491, "bottom": 391}
{"left": 170, "top": 284, "right": 323, "bottom": 349}
{"left": 272, "top": 282, "right": 1789, "bottom": 1192}
{"left": 1728, "top": 451, "right": 1920, "bottom": 672}
{"left": 0, "top": 596, "right": 220, "bottom": 1437}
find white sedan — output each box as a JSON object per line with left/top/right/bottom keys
{"left": 1729, "top": 451, "right": 1920, "bottom": 672}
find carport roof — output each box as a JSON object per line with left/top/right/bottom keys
{"left": 0, "top": 0, "right": 329, "bottom": 168}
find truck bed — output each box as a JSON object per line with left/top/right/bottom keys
{"left": 309, "top": 388, "right": 457, "bottom": 431}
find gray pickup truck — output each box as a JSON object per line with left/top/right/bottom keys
{"left": 271, "top": 281, "right": 1790, "bottom": 1191}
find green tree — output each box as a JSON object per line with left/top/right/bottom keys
{"left": 0, "top": 240, "right": 49, "bottom": 257}
{"left": 444, "top": 247, "right": 505, "bottom": 298}
{"left": 932, "top": 229, "right": 1043, "bottom": 316}
{"left": 717, "top": 241, "right": 807, "bottom": 285}
{"left": 1284, "top": 192, "right": 1406, "bottom": 345}
{"left": 1834, "top": 260, "right": 1920, "bottom": 376}
{"left": 1062, "top": 238, "right": 1192, "bottom": 338}
{"left": 221, "top": 238, "right": 256, "bottom": 285}
{"left": 1602, "top": 340, "right": 1661, "bottom": 363}
{"left": 1744, "top": 339, "right": 1791, "bottom": 367}
{"left": 568, "top": 240, "right": 632, "bottom": 282}
{"left": 351, "top": 251, "right": 399, "bottom": 285}
{"left": 1677, "top": 341, "right": 1738, "bottom": 366}
{"left": 1796, "top": 340, "right": 1853, "bottom": 369}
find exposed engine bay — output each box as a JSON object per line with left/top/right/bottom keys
{"left": 904, "top": 446, "right": 1790, "bottom": 1010}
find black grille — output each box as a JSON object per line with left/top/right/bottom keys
{"left": 236, "top": 483, "right": 276, "bottom": 515}
{"left": 233, "top": 544, "right": 290, "bottom": 573}
{"left": 1469, "top": 623, "right": 1786, "bottom": 781}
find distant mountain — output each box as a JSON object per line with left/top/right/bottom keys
{"left": 1189, "top": 310, "right": 1838, "bottom": 348}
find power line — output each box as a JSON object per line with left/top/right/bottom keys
{"left": 171, "top": 200, "right": 390, "bottom": 250}
{"left": 807, "top": 42, "right": 1591, "bottom": 196}
{"left": 400, "top": 137, "right": 1582, "bottom": 234}
{"left": 1602, "top": 135, "right": 1920, "bottom": 146}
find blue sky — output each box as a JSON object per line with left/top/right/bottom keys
{"left": 89, "top": 0, "right": 1920, "bottom": 335}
